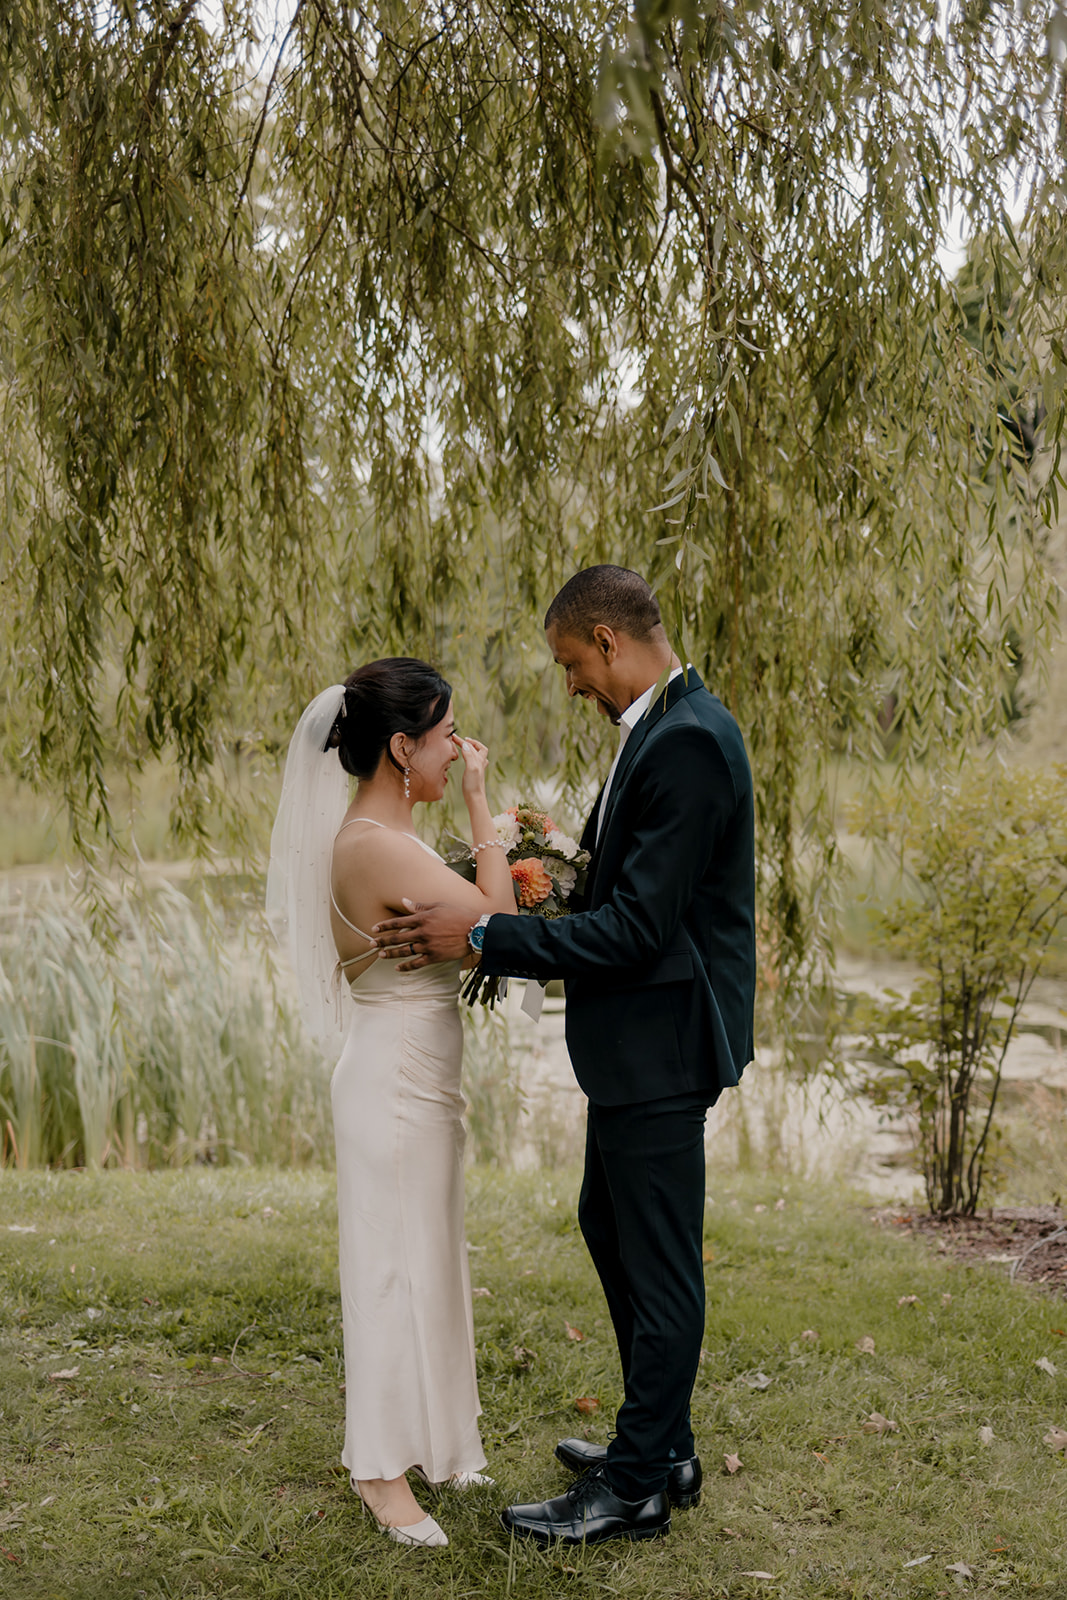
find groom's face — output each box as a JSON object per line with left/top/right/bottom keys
{"left": 545, "top": 622, "right": 625, "bottom": 725}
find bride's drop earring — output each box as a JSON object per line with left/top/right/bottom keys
{"left": 404, "top": 767, "right": 412, "bottom": 801}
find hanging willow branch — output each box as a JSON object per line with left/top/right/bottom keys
{"left": 0, "top": 0, "right": 1064, "bottom": 1006}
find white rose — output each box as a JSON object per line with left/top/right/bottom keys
{"left": 493, "top": 811, "right": 521, "bottom": 851}
{"left": 542, "top": 856, "right": 577, "bottom": 897}
{"left": 546, "top": 828, "right": 579, "bottom": 860}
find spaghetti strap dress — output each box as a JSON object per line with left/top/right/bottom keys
{"left": 329, "top": 821, "right": 486, "bottom": 1484}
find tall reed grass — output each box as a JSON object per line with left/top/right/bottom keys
{"left": 0, "top": 885, "right": 332, "bottom": 1169}
{"left": 460, "top": 1004, "right": 526, "bottom": 1166}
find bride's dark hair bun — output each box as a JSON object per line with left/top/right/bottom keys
{"left": 326, "top": 658, "right": 452, "bottom": 779}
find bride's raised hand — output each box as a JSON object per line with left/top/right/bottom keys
{"left": 453, "top": 735, "right": 490, "bottom": 806}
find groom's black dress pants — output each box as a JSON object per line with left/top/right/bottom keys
{"left": 578, "top": 1089, "right": 713, "bottom": 1500}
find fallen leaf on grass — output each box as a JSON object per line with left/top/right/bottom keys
{"left": 7, "top": 1224, "right": 36, "bottom": 1233}
{"left": 702, "top": 1248, "right": 716, "bottom": 1262}
{"left": 1, "top": 1548, "right": 21, "bottom": 1565}
{"left": 1043, "top": 1427, "right": 1067, "bottom": 1452}
{"left": 574, "top": 1396, "right": 599, "bottom": 1414}
{"left": 1036, "top": 1356, "right": 1057, "bottom": 1376}
{"left": 813, "top": 1451, "right": 829, "bottom": 1464}
{"left": 775, "top": 1198, "right": 786, "bottom": 1210}
{"left": 978, "top": 1426, "right": 994, "bottom": 1446}
{"left": 722, "top": 1527, "right": 742, "bottom": 1538}
{"left": 862, "top": 1412, "right": 898, "bottom": 1434}
{"left": 800, "top": 1329, "right": 819, "bottom": 1343}
{"left": 903, "top": 1555, "right": 932, "bottom": 1568}
{"left": 897, "top": 1295, "right": 919, "bottom": 1307}
{"left": 512, "top": 1346, "right": 536, "bottom": 1371}
{"left": 741, "top": 1371, "right": 773, "bottom": 1390}
{"left": 724, "top": 1453, "right": 743, "bottom": 1474}
{"left": 855, "top": 1336, "right": 876, "bottom": 1354}
{"left": 942, "top": 1294, "right": 953, "bottom": 1305}
{"left": 754, "top": 1204, "right": 767, "bottom": 1213}
{"left": 564, "top": 1321, "right": 586, "bottom": 1342}
{"left": 946, "top": 1562, "right": 974, "bottom": 1578}
{"left": 471, "top": 1286, "right": 493, "bottom": 1299}
{"left": 48, "top": 1368, "right": 80, "bottom": 1381}
{"left": 739, "top": 1572, "right": 775, "bottom": 1581}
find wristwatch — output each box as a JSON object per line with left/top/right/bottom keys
{"left": 468, "top": 913, "right": 492, "bottom": 955}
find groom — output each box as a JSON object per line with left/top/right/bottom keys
{"left": 374, "top": 565, "right": 756, "bottom": 1545}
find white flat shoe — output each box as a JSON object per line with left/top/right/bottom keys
{"left": 383, "top": 1514, "right": 448, "bottom": 1548}
{"left": 355, "top": 1482, "right": 449, "bottom": 1547}
{"left": 411, "top": 1465, "right": 495, "bottom": 1490}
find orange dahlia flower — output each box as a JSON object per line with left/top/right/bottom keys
{"left": 511, "top": 858, "right": 553, "bottom": 907}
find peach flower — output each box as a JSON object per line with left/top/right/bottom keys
{"left": 516, "top": 805, "right": 557, "bottom": 835}
{"left": 511, "top": 858, "right": 554, "bottom": 907}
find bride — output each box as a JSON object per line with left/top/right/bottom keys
{"left": 267, "top": 658, "right": 516, "bottom": 1548}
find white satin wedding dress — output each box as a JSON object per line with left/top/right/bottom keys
{"left": 330, "top": 825, "right": 487, "bottom": 1485}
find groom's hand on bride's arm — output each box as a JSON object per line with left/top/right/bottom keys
{"left": 373, "top": 900, "right": 473, "bottom": 969}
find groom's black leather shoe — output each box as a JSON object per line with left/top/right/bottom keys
{"left": 555, "top": 1438, "right": 703, "bottom": 1510}
{"left": 501, "top": 1465, "right": 670, "bottom": 1546}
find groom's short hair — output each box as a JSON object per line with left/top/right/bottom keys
{"left": 545, "top": 566, "right": 662, "bottom": 643}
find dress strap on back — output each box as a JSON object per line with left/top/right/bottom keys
{"left": 331, "top": 818, "right": 386, "bottom": 944}
{"left": 330, "top": 883, "right": 376, "bottom": 944}
{"left": 331, "top": 816, "right": 444, "bottom": 946}
{"left": 335, "top": 816, "right": 387, "bottom": 838}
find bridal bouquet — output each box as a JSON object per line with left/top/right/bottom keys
{"left": 447, "top": 804, "right": 591, "bottom": 1008}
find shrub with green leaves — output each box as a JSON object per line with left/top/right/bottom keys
{"left": 849, "top": 765, "right": 1067, "bottom": 1217}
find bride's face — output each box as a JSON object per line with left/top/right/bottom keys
{"left": 408, "top": 699, "right": 458, "bottom": 803}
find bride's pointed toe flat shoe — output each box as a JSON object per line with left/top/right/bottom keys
{"left": 383, "top": 1513, "right": 449, "bottom": 1548}
{"left": 355, "top": 1483, "right": 449, "bottom": 1547}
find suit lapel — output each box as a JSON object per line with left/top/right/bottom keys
{"left": 595, "top": 669, "right": 706, "bottom": 848}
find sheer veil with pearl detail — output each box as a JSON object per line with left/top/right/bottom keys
{"left": 265, "top": 684, "right": 351, "bottom": 1048}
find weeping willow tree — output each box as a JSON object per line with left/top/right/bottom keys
{"left": 1, "top": 0, "right": 1065, "bottom": 996}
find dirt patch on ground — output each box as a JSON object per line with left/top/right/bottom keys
{"left": 871, "top": 1204, "right": 1067, "bottom": 1295}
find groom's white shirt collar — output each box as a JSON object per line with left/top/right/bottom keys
{"left": 596, "top": 665, "right": 686, "bottom": 842}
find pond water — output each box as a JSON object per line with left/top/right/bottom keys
{"left": 499, "top": 953, "right": 1067, "bottom": 1202}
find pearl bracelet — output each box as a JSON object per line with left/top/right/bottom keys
{"left": 471, "top": 838, "right": 507, "bottom": 857}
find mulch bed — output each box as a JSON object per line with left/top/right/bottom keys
{"left": 870, "top": 1205, "right": 1067, "bottom": 1295}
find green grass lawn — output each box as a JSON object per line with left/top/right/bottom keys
{"left": 3, "top": 1167, "right": 1067, "bottom": 1599}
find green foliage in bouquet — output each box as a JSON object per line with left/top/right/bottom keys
{"left": 848, "top": 766, "right": 1067, "bottom": 1217}
{"left": 450, "top": 804, "right": 590, "bottom": 1006}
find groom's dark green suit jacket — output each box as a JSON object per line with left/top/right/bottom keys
{"left": 480, "top": 670, "right": 756, "bottom": 1107}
